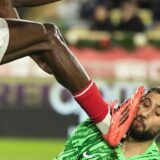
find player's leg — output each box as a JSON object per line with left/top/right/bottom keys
{"left": 6, "top": 19, "right": 47, "bottom": 53}
{"left": 0, "top": 4, "right": 52, "bottom": 73}
{"left": 11, "top": 0, "right": 61, "bottom": 7}
{"left": 40, "top": 23, "right": 109, "bottom": 128}
{"left": 42, "top": 23, "right": 90, "bottom": 92}
{"left": 0, "top": 18, "right": 48, "bottom": 64}
{"left": 6, "top": 42, "right": 53, "bottom": 74}
{"left": 40, "top": 23, "right": 144, "bottom": 146}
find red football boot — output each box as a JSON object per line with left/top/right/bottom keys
{"left": 103, "top": 86, "right": 144, "bottom": 147}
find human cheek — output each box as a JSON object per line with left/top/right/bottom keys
{"left": 137, "top": 105, "right": 144, "bottom": 115}
{"left": 145, "top": 118, "right": 156, "bottom": 131}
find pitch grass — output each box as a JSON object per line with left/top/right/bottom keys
{"left": 0, "top": 138, "right": 66, "bottom": 160}
{"left": 0, "top": 137, "right": 159, "bottom": 160}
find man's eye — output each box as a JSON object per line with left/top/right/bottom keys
{"left": 156, "top": 107, "right": 160, "bottom": 116}
{"left": 156, "top": 112, "right": 160, "bottom": 116}
{"left": 142, "top": 100, "right": 150, "bottom": 108}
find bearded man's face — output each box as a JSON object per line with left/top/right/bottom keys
{"left": 129, "top": 92, "right": 160, "bottom": 141}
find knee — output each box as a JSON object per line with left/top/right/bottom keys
{"left": 43, "top": 23, "right": 65, "bottom": 44}
{"left": 43, "top": 23, "right": 58, "bottom": 37}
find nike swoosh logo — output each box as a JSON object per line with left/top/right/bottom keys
{"left": 83, "top": 152, "right": 95, "bottom": 158}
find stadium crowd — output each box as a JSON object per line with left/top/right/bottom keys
{"left": 17, "top": 0, "right": 159, "bottom": 50}
{"left": 21, "top": 0, "right": 160, "bottom": 32}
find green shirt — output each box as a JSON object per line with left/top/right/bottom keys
{"left": 56, "top": 120, "right": 160, "bottom": 160}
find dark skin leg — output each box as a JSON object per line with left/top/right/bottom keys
{"left": 1, "top": 20, "right": 48, "bottom": 63}
{"left": 2, "top": 41, "right": 53, "bottom": 73}
{"left": 0, "top": 0, "right": 60, "bottom": 8}
{"left": 1, "top": 20, "right": 90, "bottom": 92}
{"left": 0, "top": 3, "right": 52, "bottom": 73}
{"left": 31, "top": 24, "right": 130, "bottom": 129}
{"left": 0, "top": 0, "right": 89, "bottom": 89}
{"left": 0, "top": 0, "right": 52, "bottom": 74}
{"left": 6, "top": 20, "right": 47, "bottom": 53}
{"left": 0, "top": 1, "right": 90, "bottom": 91}
{"left": 41, "top": 23, "right": 90, "bottom": 93}
{"left": 11, "top": 0, "right": 60, "bottom": 7}
{"left": 0, "top": 1, "right": 132, "bottom": 141}
{"left": 0, "top": 4, "right": 46, "bottom": 54}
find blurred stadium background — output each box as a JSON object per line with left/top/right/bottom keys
{"left": 1, "top": 0, "right": 160, "bottom": 159}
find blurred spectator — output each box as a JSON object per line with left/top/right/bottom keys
{"left": 56, "top": 0, "right": 80, "bottom": 21}
{"left": 116, "top": 0, "right": 145, "bottom": 32}
{"left": 80, "top": 0, "right": 110, "bottom": 20}
{"left": 152, "top": 0, "right": 160, "bottom": 26}
{"left": 110, "top": 0, "right": 121, "bottom": 8}
{"left": 91, "top": 5, "right": 114, "bottom": 31}
{"left": 137, "top": 0, "right": 151, "bottom": 8}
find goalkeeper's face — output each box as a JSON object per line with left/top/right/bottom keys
{"left": 129, "top": 91, "right": 160, "bottom": 141}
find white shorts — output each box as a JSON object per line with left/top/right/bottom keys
{"left": 0, "top": 18, "right": 9, "bottom": 62}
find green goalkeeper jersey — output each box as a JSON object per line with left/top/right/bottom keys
{"left": 56, "top": 120, "right": 160, "bottom": 160}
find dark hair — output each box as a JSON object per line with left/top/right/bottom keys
{"left": 146, "top": 87, "right": 160, "bottom": 95}
{"left": 121, "top": 0, "right": 138, "bottom": 6}
{"left": 141, "top": 87, "right": 160, "bottom": 100}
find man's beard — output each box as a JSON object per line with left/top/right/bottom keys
{"left": 128, "top": 118, "right": 158, "bottom": 141}
{"left": 129, "top": 127, "right": 155, "bottom": 141}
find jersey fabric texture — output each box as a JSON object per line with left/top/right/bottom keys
{"left": 56, "top": 119, "right": 160, "bottom": 160}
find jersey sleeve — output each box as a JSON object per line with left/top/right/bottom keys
{"left": 56, "top": 119, "right": 102, "bottom": 160}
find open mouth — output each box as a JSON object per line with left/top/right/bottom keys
{"left": 136, "top": 119, "right": 142, "bottom": 126}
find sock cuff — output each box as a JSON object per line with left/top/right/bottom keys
{"left": 73, "top": 80, "right": 93, "bottom": 98}
{"left": 74, "top": 80, "right": 108, "bottom": 124}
